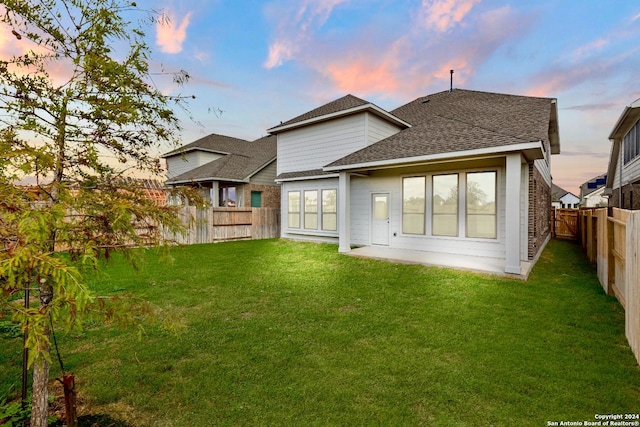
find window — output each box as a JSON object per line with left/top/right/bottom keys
{"left": 432, "top": 174, "right": 458, "bottom": 236}
{"left": 288, "top": 191, "right": 300, "bottom": 228}
{"left": 321, "top": 189, "right": 337, "bottom": 231}
{"left": 219, "top": 186, "right": 237, "bottom": 207}
{"left": 304, "top": 190, "right": 318, "bottom": 230}
{"left": 624, "top": 121, "right": 640, "bottom": 165}
{"left": 251, "top": 191, "right": 262, "bottom": 208}
{"left": 466, "top": 171, "right": 497, "bottom": 239}
{"left": 403, "top": 177, "right": 425, "bottom": 234}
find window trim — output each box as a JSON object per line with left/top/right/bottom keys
{"left": 321, "top": 189, "right": 337, "bottom": 231}
{"left": 304, "top": 190, "right": 319, "bottom": 230}
{"left": 399, "top": 170, "right": 500, "bottom": 241}
{"left": 465, "top": 171, "right": 497, "bottom": 239}
{"left": 287, "top": 191, "right": 301, "bottom": 229}
{"left": 432, "top": 173, "right": 459, "bottom": 237}
{"left": 402, "top": 176, "right": 426, "bottom": 235}
{"left": 286, "top": 187, "right": 338, "bottom": 233}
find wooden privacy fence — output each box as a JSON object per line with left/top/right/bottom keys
{"left": 578, "top": 208, "right": 640, "bottom": 365}
{"left": 164, "top": 207, "right": 280, "bottom": 245}
{"left": 551, "top": 208, "right": 579, "bottom": 239}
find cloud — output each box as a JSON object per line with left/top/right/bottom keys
{"left": 572, "top": 38, "right": 610, "bottom": 61}
{"left": 525, "top": 45, "right": 640, "bottom": 98}
{"left": 559, "top": 150, "right": 609, "bottom": 159}
{"left": 156, "top": 10, "right": 192, "bottom": 54}
{"left": 418, "top": 0, "right": 480, "bottom": 32}
{"left": 0, "top": 22, "right": 74, "bottom": 85}
{"left": 562, "top": 103, "right": 617, "bottom": 112}
{"left": 262, "top": 1, "right": 538, "bottom": 102}
{"left": 264, "top": 40, "right": 295, "bottom": 69}
{"left": 263, "top": 0, "right": 348, "bottom": 69}
{"left": 318, "top": 5, "right": 532, "bottom": 100}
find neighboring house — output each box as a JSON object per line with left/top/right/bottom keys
{"left": 162, "top": 133, "right": 279, "bottom": 208}
{"left": 580, "top": 173, "right": 608, "bottom": 207}
{"left": 269, "top": 89, "right": 560, "bottom": 276}
{"left": 551, "top": 183, "right": 580, "bottom": 209}
{"left": 605, "top": 98, "right": 640, "bottom": 209}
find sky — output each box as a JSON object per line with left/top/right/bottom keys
{"left": 5, "top": 0, "right": 640, "bottom": 195}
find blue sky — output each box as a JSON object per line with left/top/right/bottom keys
{"left": 8, "top": 0, "right": 639, "bottom": 195}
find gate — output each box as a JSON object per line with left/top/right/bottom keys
{"left": 551, "top": 208, "right": 578, "bottom": 239}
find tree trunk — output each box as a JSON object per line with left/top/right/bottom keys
{"left": 31, "top": 347, "right": 51, "bottom": 427}
{"left": 31, "top": 280, "right": 53, "bottom": 427}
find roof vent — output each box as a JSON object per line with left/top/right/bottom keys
{"left": 449, "top": 69, "right": 454, "bottom": 93}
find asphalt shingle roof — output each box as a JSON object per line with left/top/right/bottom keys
{"left": 268, "top": 94, "right": 371, "bottom": 131}
{"left": 326, "top": 89, "right": 555, "bottom": 168}
{"left": 166, "top": 135, "right": 276, "bottom": 183}
{"left": 580, "top": 173, "right": 607, "bottom": 196}
{"left": 163, "top": 133, "right": 252, "bottom": 157}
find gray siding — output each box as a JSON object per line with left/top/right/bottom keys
{"left": 250, "top": 160, "right": 278, "bottom": 186}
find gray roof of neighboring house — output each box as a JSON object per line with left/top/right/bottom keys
{"left": 165, "top": 134, "right": 277, "bottom": 184}
{"left": 325, "top": 89, "right": 558, "bottom": 169}
{"left": 552, "top": 183, "right": 578, "bottom": 201}
{"left": 552, "top": 183, "right": 569, "bottom": 200}
{"left": 580, "top": 173, "right": 607, "bottom": 197}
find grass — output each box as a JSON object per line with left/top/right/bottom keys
{"left": 1, "top": 239, "right": 639, "bottom": 426}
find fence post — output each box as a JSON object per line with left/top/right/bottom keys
{"left": 607, "top": 214, "right": 616, "bottom": 296}
{"left": 625, "top": 211, "right": 640, "bottom": 365}
{"left": 596, "top": 209, "right": 608, "bottom": 293}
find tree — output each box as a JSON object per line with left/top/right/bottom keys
{"left": 0, "top": 1, "right": 201, "bottom": 425}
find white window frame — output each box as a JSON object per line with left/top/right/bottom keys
{"left": 288, "top": 191, "right": 300, "bottom": 229}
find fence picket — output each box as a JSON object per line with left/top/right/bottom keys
{"left": 625, "top": 212, "right": 640, "bottom": 363}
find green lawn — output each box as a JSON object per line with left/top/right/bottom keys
{"left": 2, "top": 239, "right": 639, "bottom": 426}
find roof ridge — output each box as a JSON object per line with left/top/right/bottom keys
{"left": 269, "top": 94, "right": 374, "bottom": 130}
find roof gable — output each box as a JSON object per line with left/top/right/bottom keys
{"left": 268, "top": 94, "right": 410, "bottom": 133}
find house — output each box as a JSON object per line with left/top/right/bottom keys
{"left": 604, "top": 98, "right": 640, "bottom": 209}
{"left": 269, "top": 89, "right": 560, "bottom": 276}
{"left": 580, "top": 173, "right": 608, "bottom": 207}
{"left": 551, "top": 183, "right": 580, "bottom": 209}
{"left": 162, "top": 133, "right": 279, "bottom": 208}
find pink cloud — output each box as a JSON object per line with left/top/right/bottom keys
{"left": 264, "top": 40, "right": 295, "bottom": 69}
{"left": 572, "top": 38, "right": 610, "bottom": 61}
{"left": 325, "top": 57, "right": 399, "bottom": 94}
{"left": 419, "top": 0, "right": 480, "bottom": 32}
{"left": 263, "top": 1, "right": 537, "bottom": 103}
{"left": 0, "top": 23, "right": 73, "bottom": 84}
{"left": 156, "top": 10, "right": 192, "bottom": 54}
{"left": 524, "top": 46, "right": 640, "bottom": 98}
{"left": 263, "top": 0, "right": 349, "bottom": 69}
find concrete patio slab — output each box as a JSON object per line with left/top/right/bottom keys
{"left": 347, "top": 246, "right": 532, "bottom": 279}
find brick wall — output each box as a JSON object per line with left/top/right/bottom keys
{"left": 528, "top": 164, "right": 551, "bottom": 260}
{"left": 242, "top": 184, "right": 281, "bottom": 209}
{"left": 608, "top": 182, "right": 640, "bottom": 210}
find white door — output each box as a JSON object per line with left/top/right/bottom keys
{"left": 371, "top": 193, "right": 389, "bottom": 246}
